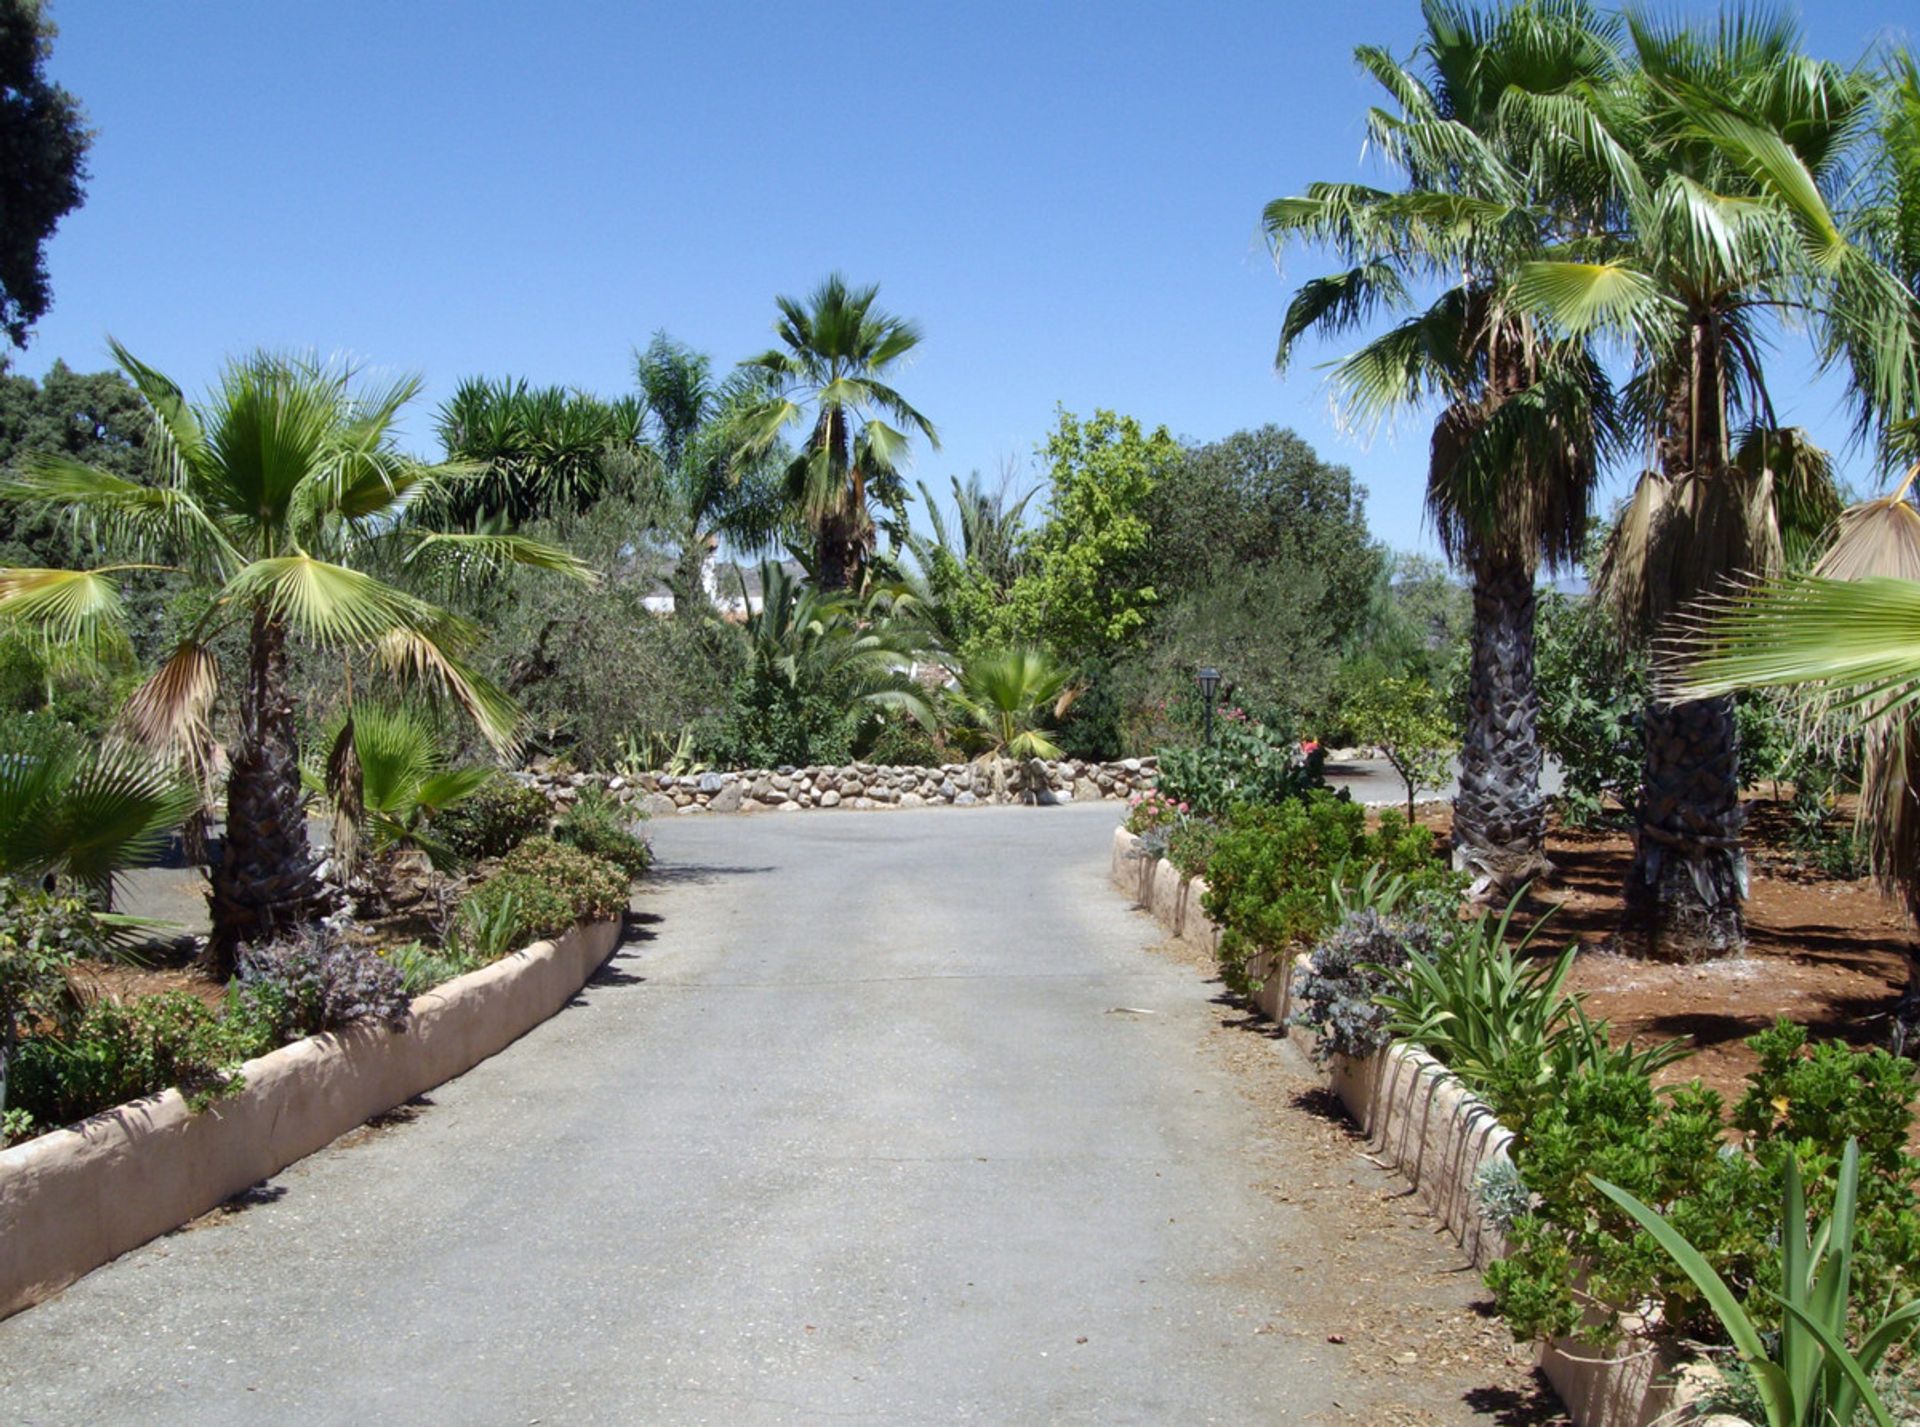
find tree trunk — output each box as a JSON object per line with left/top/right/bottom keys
{"left": 1452, "top": 554, "right": 1551, "bottom": 898}
{"left": 1619, "top": 694, "right": 1746, "bottom": 962}
{"left": 208, "top": 608, "right": 328, "bottom": 975}
{"left": 816, "top": 512, "right": 852, "bottom": 593}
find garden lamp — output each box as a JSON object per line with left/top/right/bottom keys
{"left": 1196, "top": 666, "right": 1221, "bottom": 747}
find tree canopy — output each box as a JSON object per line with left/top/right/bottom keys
{"left": 0, "top": 1, "right": 89, "bottom": 347}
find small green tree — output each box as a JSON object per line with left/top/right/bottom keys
{"left": 1348, "top": 673, "right": 1456, "bottom": 823}
{"left": 992, "top": 408, "right": 1174, "bottom": 663}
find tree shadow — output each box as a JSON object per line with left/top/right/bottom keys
{"left": 1463, "top": 1374, "right": 1573, "bottom": 1426}
{"left": 642, "top": 862, "right": 778, "bottom": 888}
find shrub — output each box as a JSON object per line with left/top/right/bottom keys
{"left": 553, "top": 787, "right": 652, "bottom": 879}
{"left": 379, "top": 940, "right": 481, "bottom": 997}
{"left": 1202, "top": 792, "right": 1459, "bottom": 989}
{"left": 1154, "top": 721, "right": 1328, "bottom": 818}
{"left": 8, "top": 990, "right": 266, "bottom": 1124}
{"left": 1165, "top": 818, "right": 1221, "bottom": 878}
{"left": 460, "top": 836, "right": 629, "bottom": 946}
{"left": 430, "top": 775, "right": 550, "bottom": 861}
{"left": 1123, "top": 789, "right": 1185, "bottom": 836}
{"left": 860, "top": 717, "right": 945, "bottom": 768}
{"left": 1290, "top": 909, "right": 1433, "bottom": 1062}
{"left": 1486, "top": 1021, "right": 1920, "bottom": 1349}
{"left": 235, "top": 926, "right": 412, "bottom": 1039}
{"left": 0, "top": 881, "right": 103, "bottom": 1129}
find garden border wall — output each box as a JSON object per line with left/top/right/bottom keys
{"left": 1108, "top": 826, "right": 1704, "bottom": 1427}
{"left": 0, "top": 917, "right": 623, "bottom": 1322}
{"left": 531, "top": 756, "right": 1159, "bottom": 816}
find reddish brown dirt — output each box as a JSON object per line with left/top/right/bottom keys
{"left": 1413, "top": 798, "right": 1915, "bottom": 1114}
{"left": 63, "top": 953, "right": 226, "bottom": 1011}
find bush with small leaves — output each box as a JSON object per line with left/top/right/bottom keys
{"left": 553, "top": 787, "right": 652, "bottom": 879}
{"left": 1, "top": 880, "right": 104, "bottom": 1122}
{"left": 429, "top": 775, "right": 550, "bottom": 861}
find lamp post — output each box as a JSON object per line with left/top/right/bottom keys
{"left": 1196, "top": 666, "right": 1221, "bottom": 748}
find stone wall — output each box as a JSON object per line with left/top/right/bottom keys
{"left": 517, "top": 757, "right": 1158, "bottom": 816}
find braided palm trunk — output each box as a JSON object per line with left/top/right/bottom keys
{"left": 1620, "top": 694, "right": 1745, "bottom": 962}
{"left": 1452, "top": 555, "right": 1551, "bottom": 897}
{"left": 208, "top": 608, "right": 328, "bottom": 975}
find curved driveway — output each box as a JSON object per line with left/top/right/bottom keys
{"left": 1, "top": 803, "right": 1487, "bottom": 1424}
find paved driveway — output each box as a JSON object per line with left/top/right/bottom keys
{"left": 0, "top": 803, "right": 1494, "bottom": 1424}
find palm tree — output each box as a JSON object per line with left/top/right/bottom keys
{"left": 312, "top": 701, "right": 492, "bottom": 877}
{"left": 739, "top": 275, "right": 939, "bottom": 592}
{"left": 1513, "top": 14, "right": 1911, "bottom": 958}
{"left": 736, "top": 558, "right": 933, "bottom": 726}
{"left": 1266, "top": 0, "right": 1617, "bottom": 898}
{"left": 0, "top": 346, "right": 588, "bottom": 971}
{"left": 633, "top": 333, "right": 792, "bottom": 612}
{"left": 949, "top": 647, "right": 1076, "bottom": 803}
{"left": 0, "top": 726, "right": 197, "bottom": 907}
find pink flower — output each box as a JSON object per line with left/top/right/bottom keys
{"left": 1300, "top": 739, "right": 1320, "bottom": 754}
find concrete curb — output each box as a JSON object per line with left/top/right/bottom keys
{"left": 1106, "top": 825, "right": 1702, "bottom": 1427}
{"left": 0, "top": 917, "right": 624, "bottom": 1322}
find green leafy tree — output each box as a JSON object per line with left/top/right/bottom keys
{"left": 1513, "top": 15, "right": 1904, "bottom": 958}
{"left": 740, "top": 275, "right": 938, "bottom": 592}
{"left": 1267, "top": 0, "right": 1616, "bottom": 898}
{"left": 0, "top": 1, "right": 89, "bottom": 347}
{"left": 1346, "top": 672, "right": 1458, "bottom": 822}
{"left": 0, "top": 346, "right": 588, "bottom": 971}
{"left": 994, "top": 408, "right": 1175, "bottom": 662}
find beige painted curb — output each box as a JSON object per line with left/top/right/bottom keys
{"left": 0, "top": 917, "right": 623, "bottom": 1322}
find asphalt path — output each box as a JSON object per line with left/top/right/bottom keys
{"left": 4, "top": 802, "right": 1476, "bottom": 1424}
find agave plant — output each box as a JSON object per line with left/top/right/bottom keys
{"left": 0, "top": 346, "right": 590, "bottom": 971}
{"left": 737, "top": 559, "right": 934, "bottom": 725}
{"left": 0, "top": 724, "right": 197, "bottom": 908}
{"left": 948, "top": 647, "right": 1076, "bottom": 803}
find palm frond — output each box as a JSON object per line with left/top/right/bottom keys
{"left": 0, "top": 566, "right": 137, "bottom": 658}
{"left": 220, "top": 555, "right": 442, "bottom": 648}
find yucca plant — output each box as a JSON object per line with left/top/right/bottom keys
{"left": 0, "top": 346, "right": 590, "bottom": 971}
{"left": 948, "top": 647, "right": 1076, "bottom": 804}
{"left": 1594, "top": 1140, "right": 1920, "bottom": 1427}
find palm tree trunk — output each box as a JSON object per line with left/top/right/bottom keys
{"left": 817, "top": 513, "right": 852, "bottom": 592}
{"left": 208, "top": 608, "right": 327, "bottom": 975}
{"left": 1619, "top": 694, "right": 1745, "bottom": 962}
{"left": 1452, "top": 554, "right": 1551, "bottom": 897}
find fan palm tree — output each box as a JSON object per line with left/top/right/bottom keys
{"left": 1511, "top": 13, "right": 1912, "bottom": 958}
{"left": 310, "top": 701, "right": 492, "bottom": 876}
{"left": 0, "top": 730, "right": 197, "bottom": 907}
{"left": 1267, "top": 0, "right": 1617, "bottom": 897}
{"left": 738, "top": 275, "right": 939, "bottom": 592}
{"left": 949, "top": 647, "right": 1076, "bottom": 803}
{"left": 0, "top": 346, "right": 589, "bottom": 971}
{"left": 634, "top": 333, "right": 793, "bottom": 612}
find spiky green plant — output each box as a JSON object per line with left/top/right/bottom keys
{"left": 948, "top": 647, "right": 1076, "bottom": 803}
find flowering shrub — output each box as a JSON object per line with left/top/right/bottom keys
{"left": 1124, "top": 789, "right": 1187, "bottom": 835}
{"left": 236, "top": 926, "right": 413, "bottom": 1038}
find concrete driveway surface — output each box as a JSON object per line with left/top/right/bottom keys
{"left": 0, "top": 802, "right": 1495, "bottom": 1425}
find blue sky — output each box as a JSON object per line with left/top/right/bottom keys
{"left": 15, "top": 1, "right": 1917, "bottom": 555}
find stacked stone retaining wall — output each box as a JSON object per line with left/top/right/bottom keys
{"left": 517, "top": 758, "right": 1158, "bottom": 816}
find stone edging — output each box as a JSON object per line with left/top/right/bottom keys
{"left": 526, "top": 757, "right": 1159, "bottom": 816}
{"left": 0, "top": 917, "right": 624, "bottom": 1322}
{"left": 1107, "top": 826, "right": 1708, "bottom": 1427}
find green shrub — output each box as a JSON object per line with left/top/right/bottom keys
{"left": 1166, "top": 817, "right": 1222, "bottom": 878}
{"left": 554, "top": 787, "right": 652, "bottom": 879}
{"left": 430, "top": 775, "right": 550, "bottom": 861}
{"left": 1201, "top": 792, "right": 1459, "bottom": 990}
{"left": 459, "top": 836, "right": 629, "bottom": 946}
{"left": 379, "top": 940, "right": 482, "bottom": 996}
{"left": 1154, "top": 721, "right": 1327, "bottom": 819}
{"left": 8, "top": 990, "right": 270, "bottom": 1125}
{"left": 460, "top": 873, "right": 576, "bottom": 946}
{"left": 860, "top": 717, "right": 945, "bottom": 768}
{"left": 0, "top": 880, "right": 103, "bottom": 1127}
{"left": 1486, "top": 1021, "right": 1920, "bottom": 1349}
{"left": 1123, "top": 789, "right": 1185, "bottom": 836}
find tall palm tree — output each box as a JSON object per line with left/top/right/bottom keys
{"left": 0, "top": 346, "right": 588, "bottom": 971}
{"left": 739, "top": 275, "right": 939, "bottom": 592}
{"left": 1267, "top": 0, "right": 1616, "bottom": 897}
{"left": 1513, "top": 13, "right": 1912, "bottom": 958}
{"left": 634, "top": 332, "right": 792, "bottom": 612}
